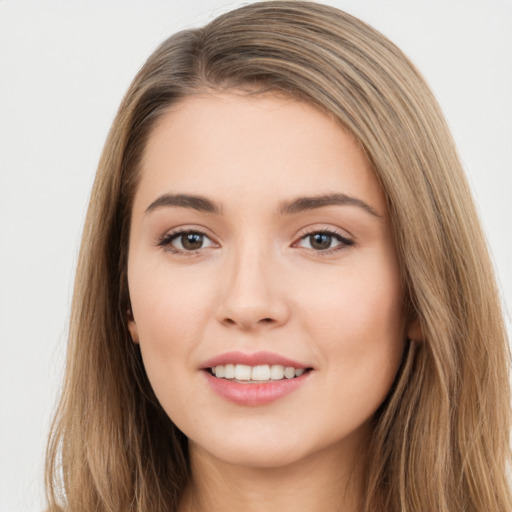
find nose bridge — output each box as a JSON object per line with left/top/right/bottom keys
{"left": 217, "top": 234, "right": 288, "bottom": 330}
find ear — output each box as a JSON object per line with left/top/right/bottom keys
{"left": 127, "top": 309, "right": 139, "bottom": 344}
{"left": 407, "top": 316, "right": 424, "bottom": 343}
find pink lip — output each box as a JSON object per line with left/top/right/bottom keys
{"left": 200, "top": 351, "right": 309, "bottom": 370}
{"left": 200, "top": 351, "right": 313, "bottom": 406}
{"left": 203, "top": 370, "right": 311, "bottom": 406}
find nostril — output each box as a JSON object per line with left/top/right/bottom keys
{"left": 222, "top": 316, "right": 276, "bottom": 328}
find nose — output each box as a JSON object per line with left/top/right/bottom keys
{"left": 216, "top": 246, "right": 290, "bottom": 331}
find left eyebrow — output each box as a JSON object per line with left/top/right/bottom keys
{"left": 278, "top": 193, "right": 381, "bottom": 218}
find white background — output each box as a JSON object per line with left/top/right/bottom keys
{"left": 0, "top": 1, "right": 511, "bottom": 511}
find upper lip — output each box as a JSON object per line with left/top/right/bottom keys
{"left": 200, "top": 351, "right": 310, "bottom": 370}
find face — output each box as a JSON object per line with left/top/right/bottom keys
{"left": 127, "top": 92, "right": 409, "bottom": 470}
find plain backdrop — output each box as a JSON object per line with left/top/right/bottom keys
{"left": 0, "top": 1, "right": 511, "bottom": 510}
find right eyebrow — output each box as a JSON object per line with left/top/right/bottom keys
{"left": 144, "top": 193, "right": 222, "bottom": 216}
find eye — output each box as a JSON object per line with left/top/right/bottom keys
{"left": 158, "top": 230, "right": 216, "bottom": 253}
{"left": 295, "top": 230, "right": 354, "bottom": 252}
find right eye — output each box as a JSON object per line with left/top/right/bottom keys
{"left": 158, "top": 230, "right": 216, "bottom": 253}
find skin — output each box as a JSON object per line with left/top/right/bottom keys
{"left": 127, "top": 92, "right": 416, "bottom": 511}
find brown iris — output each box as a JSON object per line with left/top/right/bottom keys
{"left": 309, "top": 233, "right": 333, "bottom": 250}
{"left": 181, "top": 233, "right": 204, "bottom": 250}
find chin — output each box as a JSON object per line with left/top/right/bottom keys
{"left": 187, "top": 420, "right": 352, "bottom": 471}
{"left": 195, "top": 438, "right": 309, "bottom": 469}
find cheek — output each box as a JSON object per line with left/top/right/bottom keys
{"left": 129, "top": 259, "right": 214, "bottom": 340}
{"left": 300, "top": 257, "right": 404, "bottom": 341}
{"left": 300, "top": 259, "right": 405, "bottom": 399}
{"left": 127, "top": 261, "right": 217, "bottom": 400}
{"left": 128, "top": 264, "right": 214, "bottom": 418}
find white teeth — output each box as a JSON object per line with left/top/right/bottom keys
{"left": 251, "top": 365, "right": 271, "bottom": 381}
{"left": 270, "top": 364, "right": 284, "bottom": 380}
{"left": 211, "top": 363, "right": 307, "bottom": 381}
{"left": 235, "top": 364, "right": 252, "bottom": 380}
{"left": 224, "top": 364, "right": 235, "bottom": 379}
{"left": 284, "top": 367, "right": 295, "bottom": 379}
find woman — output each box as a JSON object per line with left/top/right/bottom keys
{"left": 45, "top": 1, "right": 511, "bottom": 511}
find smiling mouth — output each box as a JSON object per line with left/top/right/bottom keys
{"left": 208, "top": 364, "right": 312, "bottom": 382}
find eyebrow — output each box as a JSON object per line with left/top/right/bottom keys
{"left": 279, "top": 193, "right": 381, "bottom": 218}
{"left": 144, "top": 192, "right": 380, "bottom": 218}
{"left": 145, "top": 193, "right": 222, "bottom": 215}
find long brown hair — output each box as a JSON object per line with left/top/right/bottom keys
{"left": 45, "top": 2, "right": 511, "bottom": 511}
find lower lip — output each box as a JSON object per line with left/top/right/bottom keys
{"left": 204, "top": 370, "right": 311, "bottom": 406}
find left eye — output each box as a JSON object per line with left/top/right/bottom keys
{"left": 296, "top": 231, "right": 353, "bottom": 251}
{"left": 160, "top": 231, "right": 216, "bottom": 252}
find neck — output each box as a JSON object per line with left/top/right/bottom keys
{"left": 179, "top": 439, "right": 367, "bottom": 512}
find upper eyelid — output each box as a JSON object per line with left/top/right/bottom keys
{"left": 294, "top": 225, "right": 354, "bottom": 241}
{"left": 297, "top": 232, "right": 352, "bottom": 245}
{"left": 159, "top": 225, "right": 214, "bottom": 239}
{"left": 292, "top": 226, "right": 356, "bottom": 252}
{"left": 156, "top": 226, "right": 217, "bottom": 248}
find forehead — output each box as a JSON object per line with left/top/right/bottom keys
{"left": 134, "top": 91, "right": 386, "bottom": 215}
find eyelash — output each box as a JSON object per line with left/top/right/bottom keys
{"left": 295, "top": 228, "right": 355, "bottom": 255}
{"left": 156, "top": 227, "right": 355, "bottom": 255}
{"left": 157, "top": 228, "right": 214, "bottom": 255}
